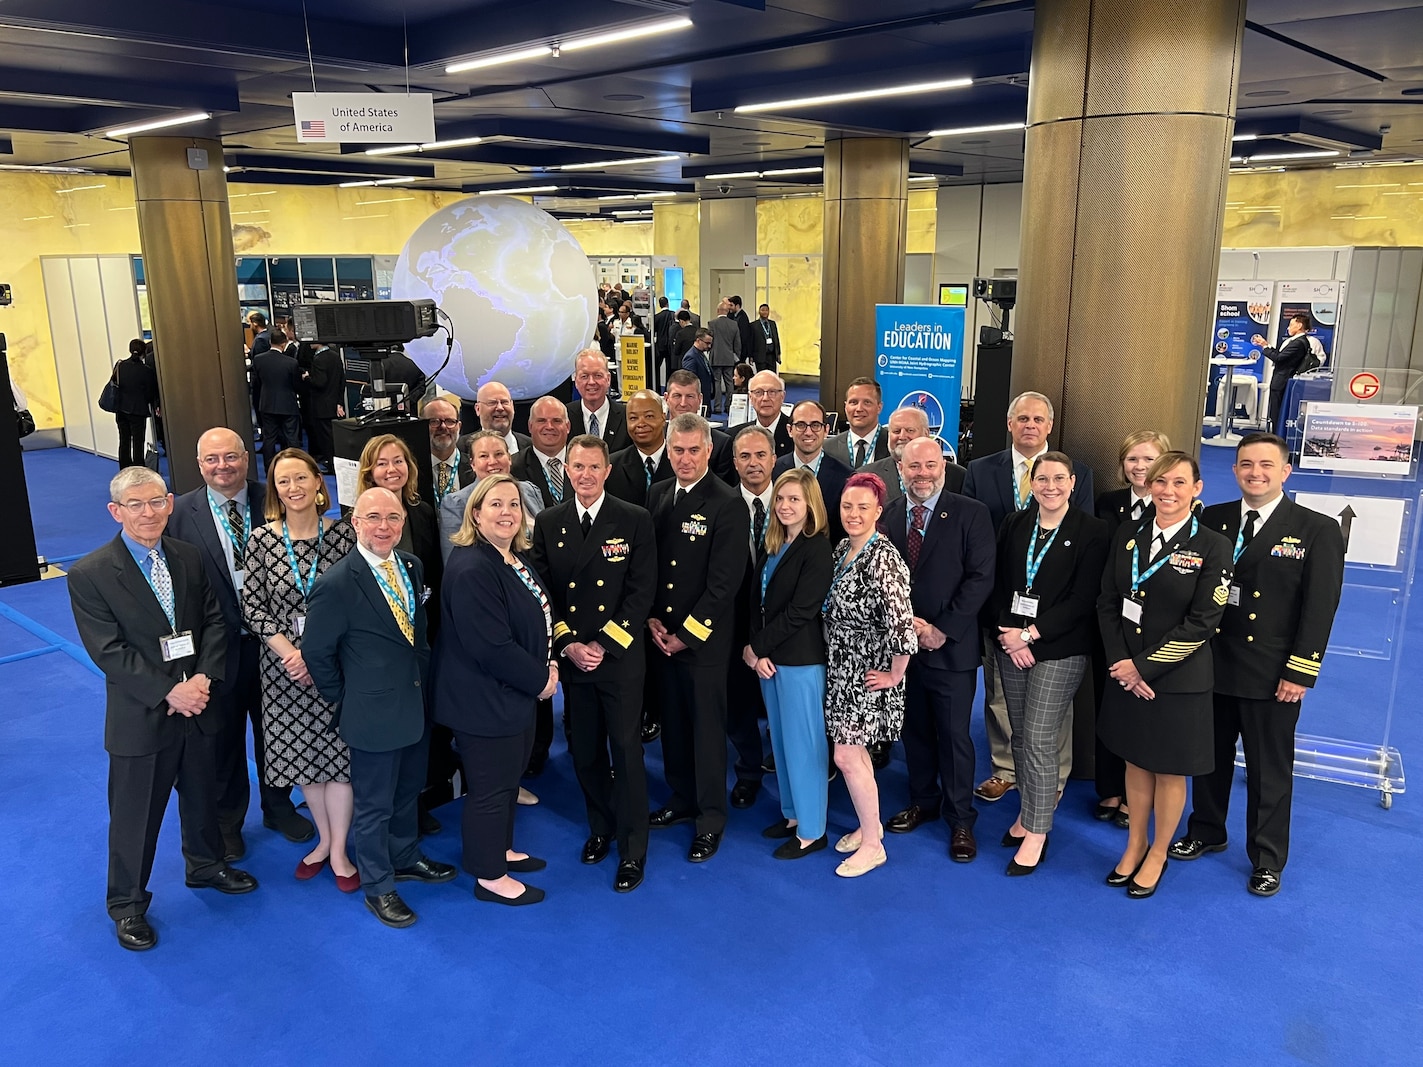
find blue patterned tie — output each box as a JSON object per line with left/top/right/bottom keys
{"left": 148, "top": 549, "right": 176, "bottom": 628}
{"left": 589, "top": 413, "right": 600, "bottom": 439}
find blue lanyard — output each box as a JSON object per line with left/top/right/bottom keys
{"left": 823, "top": 532, "right": 877, "bottom": 612}
{"left": 432, "top": 460, "right": 457, "bottom": 506}
{"left": 282, "top": 517, "right": 325, "bottom": 600}
{"left": 801, "top": 452, "right": 824, "bottom": 478}
{"left": 207, "top": 489, "right": 249, "bottom": 563}
{"left": 760, "top": 547, "right": 784, "bottom": 605}
{"left": 1024, "top": 520, "right": 1061, "bottom": 593}
{"left": 1131, "top": 516, "right": 1198, "bottom": 594}
{"left": 140, "top": 550, "right": 176, "bottom": 630}
{"left": 371, "top": 553, "right": 415, "bottom": 619}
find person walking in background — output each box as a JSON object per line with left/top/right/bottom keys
{"left": 708, "top": 301, "right": 741, "bottom": 415}
{"left": 111, "top": 338, "right": 158, "bottom": 469}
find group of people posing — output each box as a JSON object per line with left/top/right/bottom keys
{"left": 67, "top": 350, "right": 1345, "bottom": 952}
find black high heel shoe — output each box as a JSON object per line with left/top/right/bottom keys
{"left": 1006, "top": 835, "right": 1048, "bottom": 876}
{"left": 1000, "top": 829, "right": 1024, "bottom": 847}
{"left": 1127, "top": 858, "right": 1167, "bottom": 899}
{"left": 1106, "top": 855, "right": 1145, "bottom": 888}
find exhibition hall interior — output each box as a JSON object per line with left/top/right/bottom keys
{"left": 2, "top": 0, "right": 1421, "bottom": 1063}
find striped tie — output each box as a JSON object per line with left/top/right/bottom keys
{"left": 547, "top": 456, "right": 564, "bottom": 503}
{"left": 378, "top": 559, "right": 414, "bottom": 644}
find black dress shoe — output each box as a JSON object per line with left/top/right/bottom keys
{"left": 730, "top": 780, "right": 760, "bottom": 809}
{"left": 221, "top": 830, "right": 246, "bottom": 863}
{"left": 1000, "top": 829, "right": 1025, "bottom": 848}
{"left": 263, "top": 810, "right": 316, "bottom": 843}
{"left": 949, "top": 827, "right": 978, "bottom": 863}
{"left": 115, "top": 915, "right": 157, "bottom": 951}
{"left": 773, "top": 835, "right": 828, "bottom": 860}
{"left": 761, "top": 752, "right": 776, "bottom": 773}
{"left": 688, "top": 832, "right": 722, "bottom": 862}
{"left": 1006, "top": 836, "right": 1048, "bottom": 876}
{"left": 418, "top": 809, "right": 443, "bottom": 837}
{"left": 1169, "top": 837, "right": 1227, "bottom": 861}
{"left": 649, "top": 806, "right": 693, "bottom": 828}
{"left": 365, "top": 891, "right": 417, "bottom": 927}
{"left": 1248, "top": 866, "right": 1282, "bottom": 897}
{"left": 614, "top": 858, "right": 645, "bottom": 893}
{"left": 641, "top": 721, "right": 662, "bottom": 743}
{"left": 394, "top": 857, "right": 457, "bottom": 883}
{"left": 473, "top": 882, "right": 545, "bottom": 906}
{"left": 185, "top": 866, "right": 259, "bottom": 894}
{"left": 869, "top": 741, "right": 891, "bottom": 771}
{"left": 885, "top": 805, "right": 940, "bottom": 834}
{"left": 1092, "top": 801, "right": 1120, "bottom": 821}
{"left": 761, "top": 818, "right": 796, "bottom": 839}
{"left": 506, "top": 855, "right": 547, "bottom": 873}
{"left": 582, "top": 835, "right": 613, "bottom": 864}
{"left": 1127, "top": 858, "right": 1167, "bottom": 899}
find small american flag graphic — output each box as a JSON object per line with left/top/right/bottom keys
{"left": 299, "top": 120, "right": 326, "bottom": 139}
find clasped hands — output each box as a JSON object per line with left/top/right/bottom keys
{"left": 564, "top": 641, "right": 605, "bottom": 673}
{"left": 1109, "top": 659, "right": 1155, "bottom": 700}
{"left": 996, "top": 625, "right": 1036, "bottom": 670}
{"left": 166, "top": 673, "right": 213, "bottom": 716}
{"left": 646, "top": 618, "right": 688, "bottom": 656}
{"left": 741, "top": 645, "right": 776, "bottom": 680}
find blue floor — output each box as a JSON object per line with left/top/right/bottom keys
{"left": 3, "top": 445, "right": 1421, "bottom": 1065}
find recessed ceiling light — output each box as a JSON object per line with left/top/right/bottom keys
{"left": 562, "top": 17, "right": 692, "bottom": 51}
{"left": 1245, "top": 90, "right": 1290, "bottom": 98}
{"left": 338, "top": 176, "right": 417, "bottom": 188}
{"left": 1240, "top": 149, "right": 1340, "bottom": 162}
{"left": 559, "top": 154, "right": 680, "bottom": 171}
{"left": 736, "top": 77, "right": 972, "bottom": 114}
{"left": 478, "top": 185, "right": 558, "bottom": 195}
{"left": 604, "top": 94, "right": 645, "bottom": 102}
{"left": 926, "top": 121, "right": 1024, "bottom": 137}
{"left": 45, "top": 139, "right": 79, "bottom": 146}
{"left": 447, "top": 45, "right": 553, "bottom": 74}
{"left": 105, "top": 111, "right": 212, "bottom": 137}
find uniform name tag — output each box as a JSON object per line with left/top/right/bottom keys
{"left": 291, "top": 613, "right": 307, "bottom": 637}
{"left": 1121, "top": 598, "right": 1143, "bottom": 624}
{"left": 1228, "top": 585, "right": 1241, "bottom": 606}
{"left": 1011, "top": 592, "right": 1040, "bottom": 618}
{"left": 161, "top": 631, "right": 195, "bottom": 661}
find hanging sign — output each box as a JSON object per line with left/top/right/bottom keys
{"left": 292, "top": 93, "right": 435, "bottom": 144}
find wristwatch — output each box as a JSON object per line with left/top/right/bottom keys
{"left": 1020, "top": 629, "right": 1035, "bottom": 645}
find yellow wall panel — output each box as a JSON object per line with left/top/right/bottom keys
{"left": 655, "top": 200, "right": 700, "bottom": 314}
{"left": 1223, "top": 162, "right": 1423, "bottom": 247}
{"left": 907, "top": 187, "right": 938, "bottom": 254}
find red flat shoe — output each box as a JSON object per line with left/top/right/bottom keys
{"left": 295, "top": 856, "right": 328, "bottom": 881}
{"left": 334, "top": 870, "right": 361, "bottom": 894}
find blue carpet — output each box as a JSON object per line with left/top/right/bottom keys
{"left": 3, "top": 447, "right": 1420, "bottom": 1065}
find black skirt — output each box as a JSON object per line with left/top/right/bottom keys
{"left": 1097, "top": 685, "right": 1214, "bottom": 777}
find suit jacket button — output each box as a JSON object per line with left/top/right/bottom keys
{"left": 414, "top": 680, "right": 420, "bottom": 687}
{"left": 671, "top": 560, "right": 677, "bottom": 566}
{"left": 569, "top": 581, "right": 576, "bottom": 589}
{"left": 599, "top": 605, "right": 605, "bottom": 611}
{"left": 597, "top": 580, "right": 604, "bottom": 586}
{"left": 1249, "top": 613, "right": 1257, "bottom": 620}
{"left": 1246, "top": 635, "right": 1254, "bottom": 642}
{"left": 667, "top": 583, "right": 674, "bottom": 589}
{"left": 570, "top": 605, "right": 577, "bottom": 612}
{"left": 1253, "top": 591, "right": 1261, "bottom": 598}
{"left": 1135, "top": 627, "right": 1141, "bottom": 634}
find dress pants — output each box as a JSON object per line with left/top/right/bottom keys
{"left": 659, "top": 649, "right": 730, "bottom": 835}
{"left": 218, "top": 635, "right": 296, "bottom": 830}
{"left": 308, "top": 417, "right": 335, "bottom": 467}
{"left": 712, "top": 366, "right": 734, "bottom": 414}
{"left": 107, "top": 718, "right": 224, "bottom": 919}
{"left": 726, "top": 656, "right": 766, "bottom": 786}
{"left": 760, "top": 665, "right": 828, "bottom": 841}
{"left": 259, "top": 412, "right": 301, "bottom": 475}
{"left": 348, "top": 738, "right": 427, "bottom": 897}
{"left": 902, "top": 661, "right": 979, "bottom": 831}
{"left": 531, "top": 697, "right": 555, "bottom": 765}
{"left": 998, "top": 652, "right": 1088, "bottom": 834}
{"left": 453, "top": 725, "right": 534, "bottom": 879}
{"left": 115, "top": 413, "right": 148, "bottom": 469}
{"left": 566, "top": 672, "right": 649, "bottom": 861}
{"left": 641, "top": 645, "right": 661, "bottom": 731}
{"left": 1186, "top": 693, "right": 1301, "bottom": 871}
{"left": 423, "top": 722, "right": 462, "bottom": 808}
{"left": 982, "top": 629, "right": 1074, "bottom": 789}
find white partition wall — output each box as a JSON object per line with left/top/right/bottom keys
{"left": 41, "top": 255, "right": 144, "bottom": 460}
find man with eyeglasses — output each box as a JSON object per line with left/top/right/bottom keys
{"left": 731, "top": 370, "right": 794, "bottom": 457}
{"left": 424, "top": 396, "right": 475, "bottom": 508}
{"left": 772, "top": 399, "right": 851, "bottom": 542}
{"left": 69, "top": 466, "right": 260, "bottom": 952}
{"left": 167, "top": 428, "right": 314, "bottom": 861}
{"left": 303, "top": 487, "right": 457, "bottom": 929}
{"left": 567, "top": 349, "right": 631, "bottom": 453}
{"left": 679, "top": 329, "right": 716, "bottom": 407}
{"left": 511, "top": 395, "right": 572, "bottom": 509}
{"left": 461, "top": 380, "right": 529, "bottom": 460}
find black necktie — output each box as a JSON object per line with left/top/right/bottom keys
{"left": 854, "top": 440, "right": 867, "bottom": 468}
{"left": 227, "top": 499, "right": 245, "bottom": 568}
{"left": 581, "top": 510, "right": 592, "bottom": 536}
{"left": 645, "top": 456, "right": 656, "bottom": 491}
{"left": 752, "top": 498, "right": 766, "bottom": 554}
{"left": 675, "top": 488, "right": 686, "bottom": 507}
{"left": 1242, "top": 509, "right": 1260, "bottom": 547}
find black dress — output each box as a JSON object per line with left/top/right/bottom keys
{"left": 1096, "top": 518, "right": 1233, "bottom": 776}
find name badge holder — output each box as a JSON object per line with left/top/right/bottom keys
{"left": 283, "top": 518, "right": 324, "bottom": 640}
{"left": 161, "top": 631, "right": 195, "bottom": 661}
{"left": 1017, "top": 521, "right": 1060, "bottom": 620}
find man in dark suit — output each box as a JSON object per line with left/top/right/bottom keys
{"left": 728, "top": 296, "right": 757, "bottom": 380}
{"left": 680, "top": 299, "right": 701, "bottom": 330}
{"left": 672, "top": 311, "right": 698, "bottom": 368}
{"left": 462, "top": 380, "right": 531, "bottom": 458}
{"left": 567, "top": 349, "right": 631, "bottom": 452}
{"left": 1171, "top": 433, "right": 1345, "bottom": 897}
{"left": 732, "top": 369, "right": 794, "bottom": 457}
{"left": 665, "top": 370, "right": 736, "bottom": 485}
{"left": 305, "top": 342, "right": 344, "bottom": 470}
{"left": 68, "top": 466, "right": 259, "bottom": 952}
{"left": 246, "top": 311, "right": 271, "bottom": 357}
{"left": 252, "top": 329, "right": 302, "bottom": 475}
{"left": 646, "top": 413, "right": 749, "bottom": 863}
{"left": 881, "top": 438, "right": 996, "bottom": 861}
{"left": 165, "top": 428, "right": 313, "bottom": 861}
{"left": 303, "top": 487, "right": 457, "bottom": 928}
{"left": 653, "top": 296, "right": 676, "bottom": 391}
{"left": 605, "top": 391, "right": 672, "bottom": 508}
{"left": 825, "top": 377, "right": 890, "bottom": 470}
{"left": 370, "top": 344, "right": 426, "bottom": 415}
{"left": 512, "top": 395, "right": 572, "bottom": 509}
{"left": 423, "top": 396, "right": 475, "bottom": 508}
{"left": 530, "top": 435, "right": 657, "bottom": 893}
{"left": 865, "top": 405, "right": 967, "bottom": 503}
{"left": 708, "top": 302, "right": 741, "bottom": 415}
{"left": 750, "top": 303, "right": 782, "bottom": 372}
{"left": 1252, "top": 313, "right": 1319, "bottom": 435}
{"left": 962, "top": 390, "right": 1094, "bottom": 804}
{"left": 772, "top": 400, "right": 852, "bottom": 543}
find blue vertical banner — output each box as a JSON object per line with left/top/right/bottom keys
{"left": 874, "top": 304, "right": 965, "bottom": 458}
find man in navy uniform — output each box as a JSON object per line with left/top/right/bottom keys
{"left": 1170, "top": 433, "right": 1345, "bottom": 897}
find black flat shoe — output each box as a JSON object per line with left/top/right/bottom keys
{"left": 115, "top": 915, "right": 157, "bottom": 951}
{"left": 394, "top": 857, "right": 457, "bottom": 883}
{"left": 1092, "top": 801, "right": 1120, "bottom": 822}
{"left": 1106, "top": 858, "right": 1145, "bottom": 888}
{"left": 1113, "top": 808, "right": 1131, "bottom": 830}
{"left": 614, "top": 859, "right": 645, "bottom": 893}
{"left": 688, "top": 832, "right": 722, "bottom": 863}
{"left": 1000, "top": 829, "right": 1024, "bottom": 848}
{"left": 582, "top": 835, "right": 612, "bottom": 864}
{"left": 1248, "top": 866, "right": 1282, "bottom": 897}
{"left": 1006, "top": 836, "right": 1048, "bottom": 877}
{"left": 474, "top": 882, "right": 545, "bottom": 906}
{"left": 185, "top": 866, "right": 259, "bottom": 894}
{"left": 365, "top": 891, "right": 417, "bottom": 927}
{"left": 506, "top": 855, "right": 547, "bottom": 873}
{"left": 649, "top": 806, "right": 693, "bottom": 829}
{"left": 1127, "top": 858, "right": 1167, "bottom": 899}
{"left": 761, "top": 818, "right": 796, "bottom": 839}
{"left": 773, "top": 835, "right": 828, "bottom": 860}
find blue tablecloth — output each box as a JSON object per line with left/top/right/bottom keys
{"left": 1281, "top": 374, "right": 1333, "bottom": 454}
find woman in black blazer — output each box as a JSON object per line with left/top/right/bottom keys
{"left": 743, "top": 468, "right": 834, "bottom": 859}
{"left": 1092, "top": 429, "right": 1170, "bottom": 827}
{"left": 991, "top": 453, "right": 1110, "bottom": 875}
{"left": 1097, "top": 451, "right": 1232, "bottom": 898}
{"left": 112, "top": 338, "right": 159, "bottom": 469}
{"left": 433, "top": 474, "right": 559, "bottom": 906}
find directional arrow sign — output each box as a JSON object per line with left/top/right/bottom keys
{"left": 1338, "top": 504, "right": 1356, "bottom": 553}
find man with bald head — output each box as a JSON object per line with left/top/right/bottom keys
{"left": 606, "top": 390, "right": 673, "bottom": 508}
{"left": 461, "top": 381, "right": 530, "bottom": 459}
{"left": 167, "top": 427, "right": 313, "bottom": 859}
{"left": 512, "top": 394, "right": 572, "bottom": 508}
{"left": 864, "top": 406, "right": 968, "bottom": 503}
{"left": 304, "top": 487, "right": 456, "bottom": 928}
{"left": 567, "top": 349, "right": 631, "bottom": 452}
{"left": 731, "top": 370, "right": 793, "bottom": 456}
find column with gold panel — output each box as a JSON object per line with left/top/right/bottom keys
{"left": 1012, "top": 0, "right": 1247, "bottom": 479}
{"left": 129, "top": 136, "right": 248, "bottom": 493}
{"left": 819, "top": 137, "right": 909, "bottom": 410}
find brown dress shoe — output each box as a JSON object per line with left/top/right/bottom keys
{"left": 950, "top": 827, "right": 978, "bottom": 863}
{"left": 974, "top": 776, "right": 1015, "bottom": 802}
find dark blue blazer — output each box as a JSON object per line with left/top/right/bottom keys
{"left": 962, "top": 448, "right": 1096, "bottom": 535}
{"left": 772, "top": 451, "right": 852, "bottom": 543}
{"left": 302, "top": 548, "right": 429, "bottom": 753}
{"left": 166, "top": 478, "right": 266, "bottom": 694}
{"left": 881, "top": 490, "right": 996, "bottom": 672}
{"left": 432, "top": 541, "right": 551, "bottom": 738}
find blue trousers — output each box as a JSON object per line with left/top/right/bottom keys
{"left": 760, "top": 664, "right": 828, "bottom": 841}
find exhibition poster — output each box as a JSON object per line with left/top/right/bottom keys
{"left": 1274, "top": 280, "right": 1339, "bottom": 365}
{"left": 1299, "top": 402, "right": 1418, "bottom": 475}
{"left": 619, "top": 336, "right": 646, "bottom": 393}
{"left": 1213, "top": 279, "right": 1274, "bottom": 376}
{"left": 874, "top": 303, "right": 965, "bottom": 455}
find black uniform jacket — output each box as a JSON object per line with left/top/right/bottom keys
{"left": 604, "top": 445, "right": 674, "bottom": 509}
{"left": 647, "top": 473, "right": 747, "bottom": 657}
{"left": 1096, "top": 486, "right": 1155, "bottom": 543}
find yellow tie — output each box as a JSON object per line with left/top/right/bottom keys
{"left": 378, "top": 559, "right": 415, "bottom": 644}
{"left": 1018, "top": 464, "right": 1031, "bottom": 508}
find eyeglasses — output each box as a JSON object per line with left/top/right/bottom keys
{"left": 357, "top": 512, "right": 405, "bottom": 526}
{"left": 749, "top": 388, "right": 784, "bottom": 398}
{"left": 199, "top": 453, "right": 244, "bottom": 466}
{"left": 1032, "top": 474, "right": 1073, "bottom": 486}
{"left": 427, "top": 418, "right": 460, "bottom": 428}
{"left": 791, "top": 421, "right": 825, "bottom": 433}
{"left": 116, "top": 497, "right": 169, "bottom": 514}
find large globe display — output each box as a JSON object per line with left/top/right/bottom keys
{"left": 391, "top": 196, "right": 597, "bottom": 399}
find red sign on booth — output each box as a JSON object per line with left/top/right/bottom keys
{"left": 1349, "top": 372, "right": 1381, "bottom": 400}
